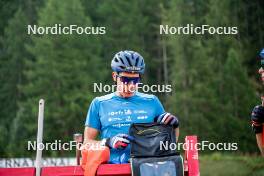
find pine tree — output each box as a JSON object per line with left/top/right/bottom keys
{"left": 165, "top": 0, "right": 259, "bottom": 151}
{"left": 220, "top": 48, "right": 257, "bottom": 151}
{"left": 95, "top": 0, "right": 149, "bottom": 87}
{"left": 11, "top": 0, "right": 102, "bottom": 156}
{"left": 0, "top": 8, "right": 31, "bottom": 157}
{"left": 96, "top": 0, "right": 170, "bottom": 91}
{"left": 204, "top": 0, "right": 259, "bottom": 151}
{"left": 166, "top": 0, "right": 216, "bottom": 141}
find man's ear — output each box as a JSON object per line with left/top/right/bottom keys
{"left": 112, "top": 72, "right": 117, "bottom": 82}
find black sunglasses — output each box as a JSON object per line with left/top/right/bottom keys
{"left": 116, "top": 75, "right": 141, "bottom": 84}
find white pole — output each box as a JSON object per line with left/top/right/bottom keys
{"left": 36, "top": 99, "right": 44, "bottom": 176}
{"left": 73, "top": 133, "right": 83, "bottom": 165}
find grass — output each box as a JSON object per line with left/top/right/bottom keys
{"left": 199, "top": 153, "right": 264, "bottom": 176}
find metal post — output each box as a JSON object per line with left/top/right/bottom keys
{"left": 73, "top": 133, "right": 83, "bottom": 165}
{"left": 36, "top": 99, "right": 45, "bottom": 176}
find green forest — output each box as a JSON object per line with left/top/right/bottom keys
{"left": 0, "top": 0, "right": 263, "bottom": 158}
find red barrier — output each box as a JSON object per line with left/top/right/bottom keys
{"left": 0, "top": 167, "right": 35, "bottom": 176}
{"left": 41, "top": 164, "right": 131, "bottom": 176}
{"left": 0, "top": 164, "right": 131, "bottom": 176}
{"left": 97, "top": 164, "right": 131, "bottom": 176}
{"left": 41, "top": 166, "right": 84, "bottom": 176}
{"left": 0, "top": 136, "right": 199, "bottom": 176}
{"left": 185, "top": 136, "right": 200, "bottom": 176}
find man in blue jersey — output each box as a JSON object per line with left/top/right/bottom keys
{"left": 83, "top": 50, "right": 179, "bottom": 163}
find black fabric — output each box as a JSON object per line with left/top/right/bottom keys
{"left": 129, "top": 123, "right": 177, "bottom": 157}
{"left": 252, "top": 124, "right": 263, "bottom": 134}
{"left": 129, "top": 123, "right": 183, "bottom": 176}
{"left": 131, "top": 154, "right": 184, "bottom": 176}
{"left": 251, "top": 105, "right": 264, "bottom": 123}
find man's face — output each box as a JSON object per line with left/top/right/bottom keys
{"left": 259, "top": 67, "right": 264, "bottom": 82}
{"left": 112, "top": 72, "right": 140, "bottom": 97}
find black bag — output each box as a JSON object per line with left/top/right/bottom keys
{"left": 129, "top": 123, "right": 178, "bottom": 157}
{"left": 129, "top": 123, "right": 183, "bottom": 176}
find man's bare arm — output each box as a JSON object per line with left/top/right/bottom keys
{"left": 175, "top": 127, "right": 179, "bottom": 143}
{"left": 83, "top": 126, "right": 101, "bottom": 145}
{"left": 256, "top": 133, "right": 264, "bottom": 156}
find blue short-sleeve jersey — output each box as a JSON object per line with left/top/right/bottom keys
{"left": 85, "top": 92, "right": 165, "bottom": 163}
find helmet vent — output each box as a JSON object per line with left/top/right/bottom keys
{"left": 120, "top": 57, "right": 125, "bottom": 64}
{"left": 131, "top": 53, "right": 134, "bottom": 60}
{"left": 125, "top": 56, "right": 132, "bottom": 66}
{"left": 135, "top": 57, "right": 139, "bottom": 66}
{"left": 140, "top": 59, "right": 144, "bottom": 66}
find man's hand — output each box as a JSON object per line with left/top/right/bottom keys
{"left": 251, "top": 105, "right": 264, "bottom": 133}
{"left": 155, "top": 112, "right": 179, "bottom": 128}
{"left": 105, "top": 134, "right": 133, "bottom": 150}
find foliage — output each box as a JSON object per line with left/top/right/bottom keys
{"left": 0, "top": 0, "right": 263, "bottom": 157}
